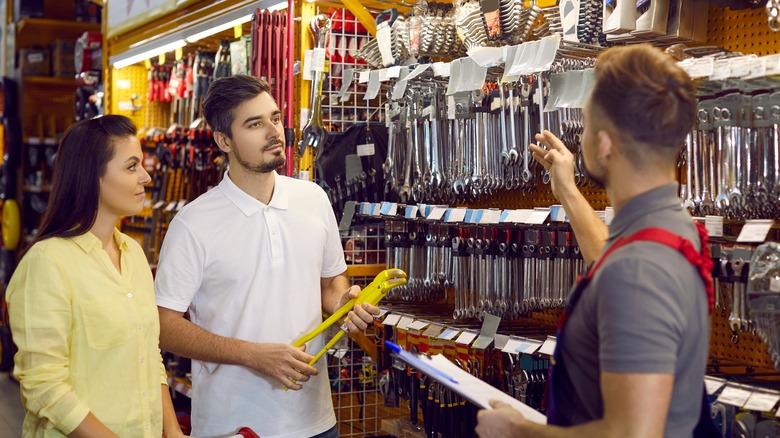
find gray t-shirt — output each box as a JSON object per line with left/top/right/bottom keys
{"left": 554, "top": 184, "right": 709, "bottom": 437}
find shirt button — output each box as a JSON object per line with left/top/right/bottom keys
{"left": 143, "top": 391, "right": 148, "bottom": 397}
{"left": 137, "top": 324, "right": 143, "bottom": 330}
{"left": 140, "top": 357, "right": 145, "bottom": 363}
{"left": 127, "top": 293, "right": 133, "bottom": 298}
{"left": 264, "top": 206, "right": 270, "bottom": 212}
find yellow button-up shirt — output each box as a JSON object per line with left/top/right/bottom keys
{"left": 7, "top": 230, "right": 167, "bottom": 437}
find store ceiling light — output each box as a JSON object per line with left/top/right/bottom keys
{"left": 185, "top": 14, "right": 254, "bottom": 43}
{"left": 113, "top": 39, "right": 187, "bottom": 69}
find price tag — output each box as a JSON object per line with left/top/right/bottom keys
{"left": 479, "top": 209, "right": 502, "bottom": 224}
{"left": 704, "top": 377, "right": 726, "bottom": 395}
{"left": 432, "top": 62, "right": 451, "bottom": 77}
{"left": 387, "top": 66, "right": 402, "bottom": 78}
{"left": 766, "top": 54, "right": 780, "bottom": 76}
{"left": 686, "top": 57, "right": 715, "bottom": 79}
{"left": 405, "top": 206, "right": 418, "bottom": 219}
{"left": 358, "top": 71, "right": 370, "bottom": 84}
{"left": 521, "top": 341, "right": 543, "bottom": 355}
{"left": 382, "top": 314, "right": 401, "bottom": 327}
{"left": 396, "top": 316, "right": 415, "bottom": 330}
{"left": 537, "top": 336, "right": 557, "bottom": 356}
{"left": 405, "top": 63, "right": 431, "bottom": 81}
{"left": 365, "top": 70, "right": 381, "bottom": 100}
{"left": 357, "top": 143, "right": 375, "bottom": 156}
{"left": 717, "top": 385, "right": 753, "bottom": 407}
{"left": 709, "top": 59, "right": 732, "bottom": 81}
{"left": 117, "top": 79, "right": 131, "bottom": 89}
{"left": 454, "top": 331, "right": 478, "bottom": 345}
{"left": 737, "top": 220, "right": 774, "bottom": 243}
{"left": 380, "top": 202, "right": 398, "bottom": 216}
{"left": 728, "top": 56, "right": 754, "bottom": 78}
{"left": 745, "top": 57, "right": 768, "bottom": 79}
{"left": 427, "top": 207, "right": 447, "bottom": 221}
{"left": 423, "top": 324, "right": 444, "bottom": 338}
{"left": 705, "top": 215, "right": 724, "bottom": 238}
{"left": 505, "top": 209, "right": 533, "bottom": 223}
{"left": 376, "top": 24, "right": 395, "bottom": 66}
{"left": 165, "top": 202, "right": 176, "bottom": 212}
{"left": 501, "top": 337, "right": 526, "bottom": 354}
{"left": 472, "top": 334, "right": 495, "bottom": 350}
{"left": 770, "top": 278, "right": 780, "bottom": 293}
{"left": 311, "top": 48, "right": 327, "bottom": 73}
{"left": 407, "top": 320, "right": 430, "bottom": 331}
{"left": 438, "top": 328, "right": 460, "bottom": 340}
{"left": 743, "top": 392, "right": 780, "bottom": 412}
{"left": 377, "top": 309, "right": 389, "bottom": 318}
{"left": 526, "top": 208, "right": 551, "bottom": 225}
{"left": 176, "top": 200, "right": 186, "bottom": 211}
{"left": 446, "top": 208, "right": 468, "bottom": 223}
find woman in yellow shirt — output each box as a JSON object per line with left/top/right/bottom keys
{"left": 6, "top": 115, "right": 185, "bottom": 437}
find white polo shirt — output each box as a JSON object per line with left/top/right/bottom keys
{"left": 155, "top": 171, "right": 346, "bottom": 438}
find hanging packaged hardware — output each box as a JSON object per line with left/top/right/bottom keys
{"left": 299, "top": 14, "right": 331, "bottom": 157}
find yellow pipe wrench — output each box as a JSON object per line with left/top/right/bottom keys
{"left": 286, "top": 268, "right": 407, "bottom": 389}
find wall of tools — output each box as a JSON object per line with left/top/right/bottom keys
{"left": 305, "top": 1, "right": 780, "bottom": 436}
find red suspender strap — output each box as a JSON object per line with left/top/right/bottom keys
{"left": 586, "top": 222, "right": 714, "bottom": 313}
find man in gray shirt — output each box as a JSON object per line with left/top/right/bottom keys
{"left": 476, "top": 44, "right": 710, "bottom": 437}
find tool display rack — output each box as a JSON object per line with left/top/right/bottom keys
{"left": 321, "top": 8, "right": 386, "bottom": 134}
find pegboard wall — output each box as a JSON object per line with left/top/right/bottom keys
{"left": 706, "top": 5, "right": 780, "bottom": 55}
{"left": 111, "top": 65, "right": 171, "bottom": 131}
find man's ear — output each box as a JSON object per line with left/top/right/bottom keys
{"left": 597, "top": 129, "right": 614, "bottom": 162}
{"left": 213, "top": 132, "right": 232, "bottom": 154}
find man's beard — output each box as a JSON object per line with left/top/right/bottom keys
{"left": 233, "top": 142, "right": 286, "bottom": 174}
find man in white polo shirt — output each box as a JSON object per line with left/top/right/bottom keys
{"left": 154, "top": 75, "right": 378, "bottom": 438}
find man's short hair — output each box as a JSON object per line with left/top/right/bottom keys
{"left": 201, "top": 74, "right": 273, "bottom": 138}
{"left": 590, "top": 44, "right": 696, "bottom": 162}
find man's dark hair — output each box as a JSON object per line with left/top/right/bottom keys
{"left": 590, "top": 44, "right": 696, "bottom": 164}
{"left": 201, "top": 74, "right": 272, "bottom": 138}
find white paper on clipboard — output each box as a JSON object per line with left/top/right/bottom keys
{"left": 390, "top": 346, "right": 546, "bottom": 424}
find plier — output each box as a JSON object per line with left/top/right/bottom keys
{"left": 286, "top": 269, "right": 407, "bottom": 389}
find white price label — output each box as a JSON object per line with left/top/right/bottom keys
{"left": 438, "top": 329, "right": 460, "bottom": 340}
{"left": 311, "top": 48, "right": 327, "bottom": 73}
{"left": 376, "top": 25, "right": 395, "bottom": 67}
{"left": 717, "top": 385, "right": 752, "bottom": 407}
{"left": 705, "top": 216, "right": 724, "bottom": 238}
{"left": 737, "top": 220, "right": 774, "bottom": 243}
{"left": 446, "top": 208, "right": 468, "bottom": 223}
{"left": 454, "top": 331, "right": 478, "bottom": 345}
{"left": 407, "top": 321, "right": 430, "bottom": 331}
{"left": 537, "top": 337, "right": 557, "bottom": 355}
{"left": 521, "top": 341, "right": 543, "bottom": 355}
{"left": 427, "top": 207, "right": 447, "bottom": 221}
{"left": 423, "top": 324, "right": 444, "bottom": 338}
{"left": 501, "top": 338, "right": 525, "bottom": 354}
{"left": 704, "top": 377, "right": 726, "bottom": 395}
{"left": 770, "top": 278, "right": 780, "bottom": 293}
{"left": 479, "top": 209, "right": 502, "bottom": 224}
{"left": 396, "top": 316, "right": 415, "bottom": 330}
{"left": 686, "top": 58, "right": 715, "bottom": 79}
{"left": 743, "top": 392, "right": 780, "bottom": 412}
{"left": 382, "top": 314, "right": 401, "bottom": 327}
{"left": 357, "top": 143, "right": 375, "bottom": 157}
{"left": 526, "top": 208, "right": 551, "bottom": 225}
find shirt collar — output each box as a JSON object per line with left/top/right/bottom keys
{"left": 72, "top": 228, "right": 130, "bottom": 253}
{"left": 607, "top": 184, "right": 681, "bottom": 241}
{"left": 218, "top": 170, "right": 289, "bottom": 217}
